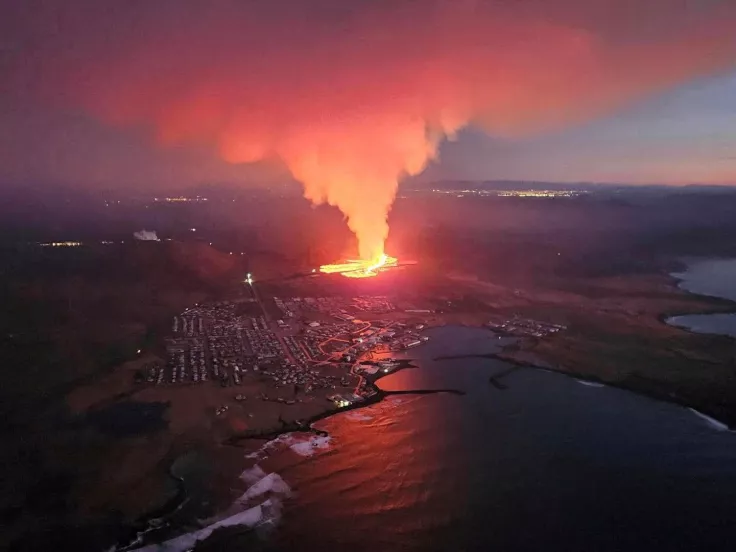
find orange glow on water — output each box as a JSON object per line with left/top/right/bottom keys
{"left": 320, "top": 253, "right": 398, "bottom": 278}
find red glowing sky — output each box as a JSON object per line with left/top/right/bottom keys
{"left": 1, "top": 0, "right": 735, "bottom": 191}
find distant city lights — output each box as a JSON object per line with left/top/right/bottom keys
{"left": 428, "top": 188, "right": 585, "bottom": 198}
{"left": 39, "top": 241, "right": 83, "bottom": 247}
{"left": 35, "top": 239, "right": 135, "bottom": 247}
{"left": 496, "top": 190, "right": 581, "bottom": 198}
{"left": 153, "top": 196, "right": 209, "bottom": 203}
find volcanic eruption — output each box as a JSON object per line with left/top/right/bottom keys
{"left": 8, "top": 0, "right": 736, "bottom": 274}
{"left": 319, "top": 253, "right": 399, "bottom": 278}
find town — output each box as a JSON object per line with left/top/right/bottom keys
{"left": 135, "top": 291, "right": 433, "bottom": 414}
{"left": 486, "top": 317, "right": 567, "bottom": 337}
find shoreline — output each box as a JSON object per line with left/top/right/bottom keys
{"left": 664, "top": 312, "right": 736, "bottom": 339}
{"left": 224, "top": 360, "right": 465, "bottom": 446}
{"left": 82, "top": 262, "right": 736, "bottom": 550}
{"left": 116, "top": 357, "right": 465, "bottom": 550}
{"left": 437, "top": 348, "right": 736, "bottom": 430}
{"left": 657, "top": 262, "right": 736, "bottom": 322}
{"left": 116, "top": 301, "right": 736, "bottom": 550}
{"left": 658, "top": 263, "right": 736, "bottom": 340}
{"left": 435, "top": 261, "right": 736, "bottom": 429}
{"left": 112, "top": 466, "right": 188, "bottom": 551}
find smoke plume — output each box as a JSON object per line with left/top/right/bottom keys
{"left": 133, "top": 230, "right": 160, "bottom": 242}
{"left": 6, "top": 0, "right": 736, "bottom": 259}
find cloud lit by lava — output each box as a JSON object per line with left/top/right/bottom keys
{"left": 5, "top": 0, "right": 736, "bottom": 260}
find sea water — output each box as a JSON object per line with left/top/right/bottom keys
{"left": 167, "top": 326, "right": 736, "bottom": 552}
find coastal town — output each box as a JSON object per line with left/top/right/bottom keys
{"left": 133, "top": 276, "right": 575, "bottom": 418}
{"left": 135, "top": 288, "right": 434, "bottom": 419}
{"left": 124, "top": 268, "right": 580, "bottom": 444}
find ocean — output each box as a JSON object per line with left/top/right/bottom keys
{"left": 668, "top": 257, "right": 736, "bottom": 338}
{"left": 135, "top": 325, "right": 736, "bottom": 552}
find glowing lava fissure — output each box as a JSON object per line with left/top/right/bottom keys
{"left": 320, "top": 254, "right": 398, "bottom": 278}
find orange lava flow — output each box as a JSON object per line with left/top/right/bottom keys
{"left": 320, "top": 254, "right": 398, "bottom": 278}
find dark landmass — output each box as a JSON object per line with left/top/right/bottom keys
{"left": 3, "top": 184, "right": 736, "bottom": 550}
{"left": 1, "top": 240, "right": 244, "bottom": 551}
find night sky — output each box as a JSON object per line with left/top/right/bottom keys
{"left": 1, "top": 0, "right": 735, "bottom": 190}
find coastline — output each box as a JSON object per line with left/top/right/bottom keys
{"left": 453, "top": 348, "right": 736, "bottom": 430}
{"left": 433, "top": 261, "right": 736, "bottom": 430}
{"left": 503, "top": 265, "right": 736, "bottom": 428}
{"left": 52, "top": 261, "right": 736, "bottom": 551}
{"left": 112, "top": 469, "right": 188, "bottom": 551}
{"left": 225, "top": 359, "right": 464, "bottom": 446}
{"left": 117, "top": 322, "right": 736, "bottom": 549}
{"left": 226, "top": 265, "right": 736, "bottom": 448}
{"left": 657, "top": 263, "right": 736, "bottom": 323}
{"left": 658, "top": 262, "right": 736, "bottom": 339}
{"left": 114, "top": 357, "right": 466, "bottom": 550}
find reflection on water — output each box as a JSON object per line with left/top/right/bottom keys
{"left": 253, "top": 326, "right": 736, "bottom": 552}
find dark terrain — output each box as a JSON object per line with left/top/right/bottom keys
{"left": 2, "top": 183, "right": 736, "bottom": 550}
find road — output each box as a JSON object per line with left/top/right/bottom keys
{"left": 246, "top": 280, "right": 299, "bottom": 365}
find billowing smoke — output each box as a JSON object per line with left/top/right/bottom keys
{"left": 133, "top": 230, "right": 160, "bottom": 242}
{"left": 6, "top": 0, "right": 736, "bottom": 259}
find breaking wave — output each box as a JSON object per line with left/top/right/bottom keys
{"left": 576, "top": 380, "right": 606, "bottom": 388}
{"left": 240, "top": 464, "right": 268, "bottom": 484}
{"left": 289, "top": 435, "right": 332, "bottom": 457}
{"left": 689, "top": 408, "right": 732, "bottom": 432}
{"left": 131, "top": 503, "right": 269, "bottom": 552}
{"left": 236, "top": 472, "right": 292, "bottom": 503}
{"left": 245, "top": 434, "right": 295, "bottom": 460}
{"left": 124, "top": 431, "right": 336, "bottom": 551}
{"left": 129, "top": 460, "right": 294, "bottom": 551}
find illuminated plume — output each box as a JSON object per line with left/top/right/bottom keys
{"left": 223, "top": 115, "right": 456, "bottom": 261}
{"left": 9, "top": 0, "right": 736, "bottom": 255}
